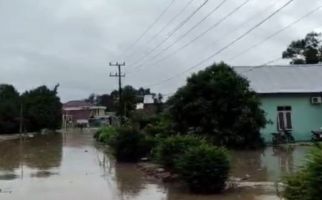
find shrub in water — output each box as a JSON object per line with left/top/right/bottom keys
{"left": 283, "top": 171, "right": 309, "bottom": 200}
{"left": 108, "top": 126, "right": 152, "bottom": 162}
{"left": 175, "top": 144, "right": 230, "bottom": 193}
{"left": 154, "top": 135, "right": 205, "bottom": 169}
{"left": 284, "top": 147, "right": 322, "bottom": 200}
{"left": 95, "top": 126, "right": 117, "bottom": 144}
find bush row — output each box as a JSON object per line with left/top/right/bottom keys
{"left": 95, "top": 126, "right": 156, "bottom": 162}
{"left": 95, "top": 126, "right": 230, "bottom": 194}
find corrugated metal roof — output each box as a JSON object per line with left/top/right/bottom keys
{"left": 233, "top": 64, "right": 322, "bottom": 94}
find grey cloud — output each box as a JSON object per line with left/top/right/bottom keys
{"left": 0, "top": 0, "right": 321, "bottom": 101}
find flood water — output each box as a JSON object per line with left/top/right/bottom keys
{"left": 0, "top": 130, "right": 311, "bottom": 200}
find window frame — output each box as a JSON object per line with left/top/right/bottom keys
{"left": 277, "top": 106, "right": 292, "bottom": 131}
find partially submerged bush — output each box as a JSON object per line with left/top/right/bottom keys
{"left": 283, "top": 171, "right": 309, "bottom": 200}
{"left": 283, "top": 147, "right": 322, "bottom": 200}
{"left": 154, "top": 135, "right": 205, "bottom": 169}
{"left": 143, "top": 114, "right": 173, "bottom": 136}
{"left": 95, "top": 126, "right": 117, "bottom": 143}
{"left": 175, "top": 144, "right": 230, "bottom": 194}
{"left": 108, "top": 126, "right": 153, "bottom": 162}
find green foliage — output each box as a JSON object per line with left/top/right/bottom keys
{"left": 283, "top": 32, "right": 322, "bottom": 64}
{"left": 108, "top": 126, "right": 153, "bottom": 162}
{"left": 95, "top": 126, "right": 117, "bottom": 143}
{"left": 284, "top": 147, "right": 322, "bottom": 200}
{"left": 284, "top": 171, "right": 309, "bottom": 200}
{"left": 167, "top": 62, "right": 266, "bottom": 149}
{"left": 130, "top": 110, "right": 159, "bottom": 130}
{"left": 0, "top": 84, "right": 20, "bottom": 134}
{"left": 22, "top": 85, "right": 62, "bottom": 132}
{"left": 143, "top": 115, "right": 173, "bottom": 136}
{"left": 154, "top": 135, "right": 205, "bottom": 169}
{"left": 175, "top": 144, "right": 230, "bottom": 193}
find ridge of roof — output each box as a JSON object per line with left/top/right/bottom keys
{"left": 233, "top": 64, "right": 322, "bottom": 68}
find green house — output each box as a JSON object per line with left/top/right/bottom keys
{"left": 235, "top": 65, "right": 322, "bottom": 143}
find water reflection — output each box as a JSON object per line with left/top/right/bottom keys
{"left": 23, "top": 134, "right": 62, "bottom": 170}
{"left": 0, "top": 131, "right": 310, "bottom": 200}
{"left": 114, "top": 163, "right": 146, "bottom": 198}
{"left": 166, "top": 185, "right": 271, "bottom": 200}
{"left": 0, "top": 139, "right": 20, "bottom": 171}
{"left": 0, "top": 133, "right": 62, "bottom": 175}
{"left": 272, "top": 146, "right": 295, "bottom": 175}
{"left": 230, "top": 148, "right": 269, "bottom": 181}
{"left": 230, "top": 145, "right": 309, "bottom": 182}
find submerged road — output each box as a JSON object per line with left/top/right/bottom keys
{"left": 0, "top": 129, "right": 305, "bottom": 200}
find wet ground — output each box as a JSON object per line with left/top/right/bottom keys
{"left": 0, "top": 129, "right": 311, "bottom": 200}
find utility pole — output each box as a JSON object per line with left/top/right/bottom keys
{"left": 19, "top": 103, "right": 23, "bottom": 135}
{"left": 109, "top": 62, "right": 126, "bottom": 124}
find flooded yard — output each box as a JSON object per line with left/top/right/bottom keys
{"left": 0, "top": 130, "right": 311, "bottom": 200}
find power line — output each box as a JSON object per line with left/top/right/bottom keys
{"left": 145, "top": 0, "right": 228, "bottom": 65}
{"left": 230, "top": 5, "right": 322, "bottom": 61}
{"left": 124, "top": 0, "right": 176, "bottom": 56}
{"left": 154, "top": 57, "right": 283, "bottom": 97}
{"left": 130, "top": 0, "right": 210, "bottom": 66}
{"left": 241, "top": 57, "right": 283, "bottom": 73}
{"left": 130, "top": 0, "right": 251, "bottom": 71}
{"left": 205, "top": 0, "right": 294, "bottom": 59}
{"left": 144, "top": 0, "right": 294, "bottom": 88}
{"left": 145, "top": 0, "right": 196, "bottom": 45}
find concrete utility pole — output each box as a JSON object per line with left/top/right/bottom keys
{"left": 109, "top": 62, "right": 126, "bottom": 123}
{"left": 19, "top": 103, "right": 23, "bottom": 135}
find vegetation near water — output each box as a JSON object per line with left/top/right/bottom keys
{"left": 0, "top": 84, "right": 62, "bottom": 134}
{"left": 283, "top": 146, "right": 322, "bottom": 200}
{"left": 95, "top": 62, "right": 268, "bottom": 194}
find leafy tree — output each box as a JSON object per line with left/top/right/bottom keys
{"left": 0, "top": 84, "right": 20, "bottom": 134}
{"left": 283, "top": 32, "right": 322, "bottom": 64}
{"left": 96, "top": 86, "right": 157, "bottom": 117}
{"left": 22, "top": 85, "right": 62, "bottom": 132}
{"left": 122, "top": 85, "right": 138, "bottom": 117}
{"left": 167, "top": 62, "right": 266, "bottom": 149}
{"left": 85, "top": 93, "right": 96, "bottom": 104}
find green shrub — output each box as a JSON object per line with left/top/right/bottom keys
{"left": 283, "top": 147, "right": 322, "bottom": 200}
{"left": 154, "top": 135, "right": 205, "bottom": 169}
{"left": 95, "top": 126, "right": 117, "bottom": 144}
{"left": 175, "top": 144, "right": 230, "bottom": 193}
{"left": 108, "top": 126, "right": 152, "bottom": 162}
{"left": 283, "top": 171, "right": 309, "bottom": 200}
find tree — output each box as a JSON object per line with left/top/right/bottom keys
{"left": 85, "top": 93, "right": 96, "bottom": 104}
{"left": 96, "top": 86, "right": 156, "bottom": 115}
{"left": 122, "top": 85, "right": 138, "bottom": 117}
{"left": 0, "top": 84, "right": 20, "bottom": 134}
{"left": 283, "top": 32, "right": 322, "bottom": 64}
{"left": 154, "top": 93, "right": 163, "bottom": 113}
{"left": 22, "top": 85, "right": 62, "bottom": 132}
{"left": 167, "top": 62, "right": 266, "bottom": 149}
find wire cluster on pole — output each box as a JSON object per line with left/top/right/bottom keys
{"left": 109, "top": 62, "right": 126, "bottom": 123}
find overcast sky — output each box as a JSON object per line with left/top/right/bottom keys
{"left": 0, "top": 0, "right": 321, "bottom": 102}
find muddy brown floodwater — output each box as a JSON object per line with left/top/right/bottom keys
{"left": 0, "top": 129, "right": 311, "bottom": 200}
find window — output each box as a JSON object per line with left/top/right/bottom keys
{"left": 277, "top": 106, "right": 292, "bottom": 131}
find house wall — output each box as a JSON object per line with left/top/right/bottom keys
{"left": 260, "top": 94, "right": 322, "bottom": 143}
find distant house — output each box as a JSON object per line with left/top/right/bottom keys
{"left": 136, "top": 94, "right": 162, "bottom": 114}
{"left": 234, "top": 64, "right": 322, "bottom": 142}
{"left": 62, "top": 100, "right": 107, "bottom": 127}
